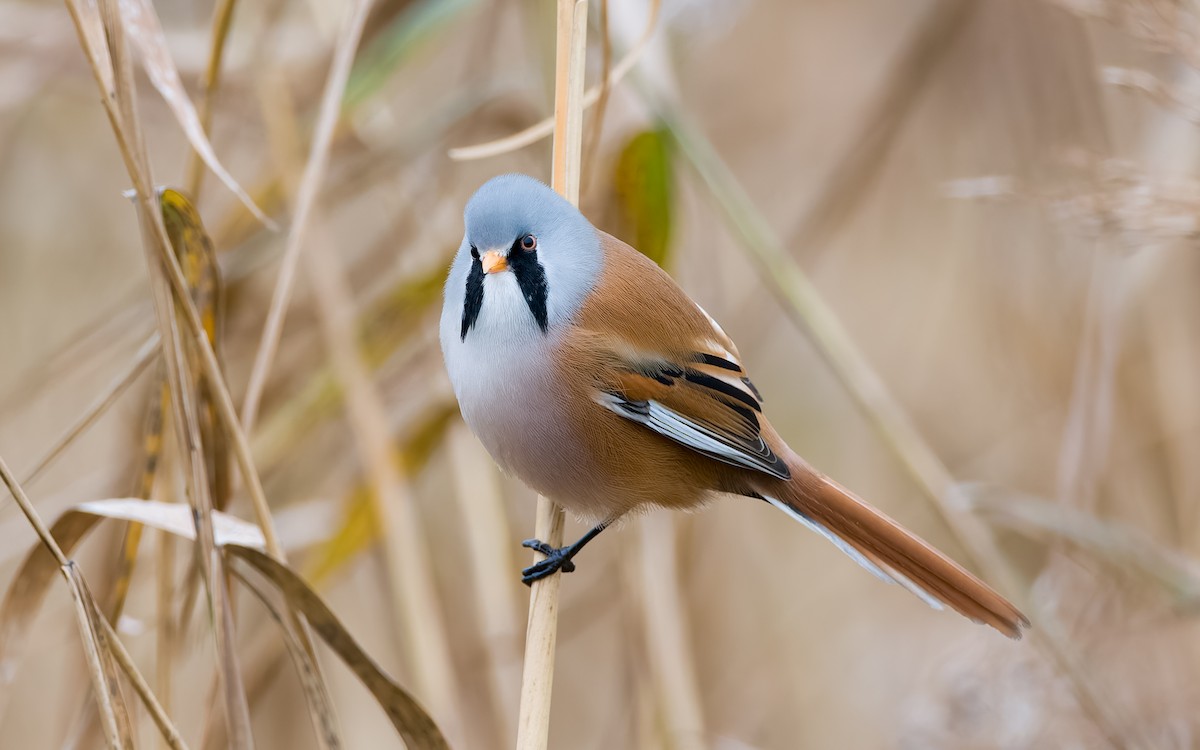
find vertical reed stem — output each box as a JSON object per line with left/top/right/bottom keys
{"left": 515, "top": 2, "right": 588, "bottom": 748}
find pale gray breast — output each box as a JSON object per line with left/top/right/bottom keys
{"left": 440, "top": 266, "right": 593, "bottom": 504}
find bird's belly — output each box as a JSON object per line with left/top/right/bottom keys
{"left": 461, "top": 384, "right": 611, "bottom": 517}
{"left": 446, "top": 332, "right": 602, "bottom": 512}
{"left": 444, "top": 327, "right": 714, "bottom": 521}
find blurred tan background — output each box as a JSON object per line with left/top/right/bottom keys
{"left": 2, "top": 0, "right": 1199, "bottom": 747}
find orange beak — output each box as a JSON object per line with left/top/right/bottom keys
{"left": 481, "top": 250, "right": 508, "bottom": 274}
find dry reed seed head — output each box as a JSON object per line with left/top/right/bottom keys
{"left": 1047, "top": 161, "right": 1200, "bottom": 245}
{"left": 1103, "top": 67, "right": 1200, "bottom": 125}
{"left": 947, "top": 159, "right": 1200, "bottom": 246}
{"left": 902, "top": 564, "right": 1200, "bottom": 749}
{"left": 900, "top": 637, "right": 1107, "bottom": 749}
{"left": 1049, "top": 0, "right": 1200, "bottom": 63}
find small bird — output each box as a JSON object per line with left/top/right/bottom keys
{"left": 440, "top": 174, "right": 1028, "bottom": 638}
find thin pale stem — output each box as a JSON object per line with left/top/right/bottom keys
{"left": 516, "top": 3, "right": 588, "bottom": 748}
{"left": 239, "top": 0, "right": 377, "bottom": 436}
{"left": 21, "top": 334, "right": 158, "bottom": 487}
{"left": 184, "top": 0, "right": 240, "bottom": 196}
{"left": 0, "top": 452, "right": 70, "bottom": 567}
{"left": 99, "top": 614, "right": 191, "bottom": 750}
{"left": 448, "top": 0, "right": 658, "bottom": 162}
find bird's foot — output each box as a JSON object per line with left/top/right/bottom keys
{"left": 521, "top": 538, "right": 577, "bottom": 585}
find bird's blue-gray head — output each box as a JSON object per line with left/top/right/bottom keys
{"left": 444, "top": 174, "right": 602, "bottom": 344}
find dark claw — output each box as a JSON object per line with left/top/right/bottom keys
{"left": 520, "top": 539, "right": 577, "bottom": 586}
{"left": 521, "top": 538, "right": 558, "bottom": 557}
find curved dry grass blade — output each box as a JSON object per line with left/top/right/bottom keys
{"left": 0, "top": 496, "right": 267, "bottom": 717}
{"left": 63, "top": 564, "right": 134, "bottom": 750}
{"left": 0, "top": 455, "right": 190, "bottom": 749}
{"left": 224, "top": 546, "right": 449, "bottom": 750}
{"left": 117, "top": 0, "right": 274, "bottom": 227}
{"left": 161, "top": 189, "right": 224, "bottom": 357}
{"left": 0, "top": 510, "right": 97, "bottom": 716}
{"left": 229, "top": 568, "right": 340, "bottom": 749}
{"left": 78, "top": 498, "right": 268, "bottom": 547}
{"left": 448, "top": 0, "right": 660, "bottom": 162}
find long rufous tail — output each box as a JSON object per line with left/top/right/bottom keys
{"left": 756, "top": 460, "right": 1029, "bottom": 639}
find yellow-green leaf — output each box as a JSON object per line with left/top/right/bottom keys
{"left": 614, "top": 127, "right": 674, "bottom": 268}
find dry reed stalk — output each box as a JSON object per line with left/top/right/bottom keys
{"left": 63, "top": 564, "right": 132, "bottom": 750}
{"left": 515, "top": 3, "right": 588, "bottom": 749}
{"left": 448, "top": 0, "right": 657, "bottom": 162}
{"left": 102, "top": 0, "right": 253, "bottom": 737}
{"left": 447, "top": 424, "right": 522, "bottom": 744}
{"left": 248, "top": 0, "right": 461, "bottom": 730}
{"left": 0, "top": 454, "right": 189, "bottom": 749}
{"left": 184, "top": 0, "right": 240, "bottom": 197}
{"left": 20, "top": 334, "right": 158, "bottom": 486}
{"left": 239, "top": 0, "right": 378, "bottom": 436}
{"left": 581, "top": 0, "right": 611, "bottom": 194}
{"left": 637, "top": 515, "right": 705, "bottom": 750}
{"left": 155, "top": 528, "right": 177, "bottom": 749}
{"left": 301, "top": 219, "right": 463, "bottom": 734}
{"left": 103, "top": 0, "right": 343, "bottom": 739}
{"left": 98, "top": 612, "right": 190, "bottom": 750}
{"left": 0, "top": 452, "right": 70, "bottom": 568}
{"left": 655, "top": 101, "right": 1148, "bottom": 750}
{"left": 67, "top": 0, "right": 338, "bottom": 740}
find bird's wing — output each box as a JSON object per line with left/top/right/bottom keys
{"left": 570, "top": 232, "right": 789, "bottom": 480}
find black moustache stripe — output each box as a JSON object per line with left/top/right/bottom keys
{"left": 508, "top": 243, "right": 549, "bottom": 333}
{"left": 460, "top": 242, "right": 549, "bottom": 340}
{"left": 460, "top": 252, "right": 484, "bottom": 340}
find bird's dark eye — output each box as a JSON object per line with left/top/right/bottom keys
{"left": 520, "top": 234, "right": 537, "bottom": 252}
